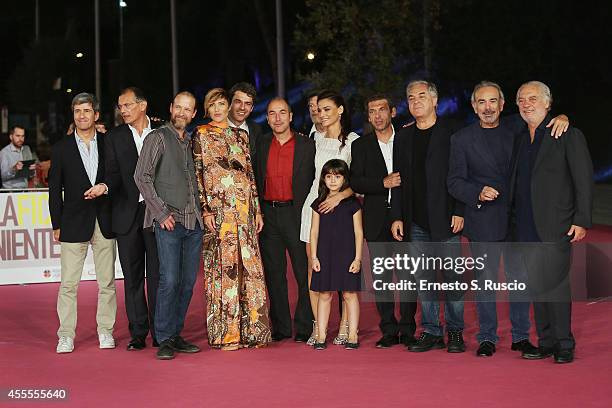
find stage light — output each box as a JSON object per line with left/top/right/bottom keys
{"left": 120, "top": 1, "right": 127, "bottom": 7}
{"left": 306, "top": 51, "right": 315, "bottom": 61}
{"left": 76, "top": 52, "right": 84, "bottom": 58}
{"left": 66, "top": 89, "right": 72, "bottom": 93}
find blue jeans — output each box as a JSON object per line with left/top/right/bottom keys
{"left": 411, "top": 224, "right": 464, "bottom": 337}
{"left": 470, "top": 242, "right": 530, "bottom": 344}
{"left": 154, "top": 222, "right": 203, "bottom": 343}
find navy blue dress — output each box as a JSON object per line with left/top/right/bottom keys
{"left": 310, "top": 197, "right": 362, "bottom": 292}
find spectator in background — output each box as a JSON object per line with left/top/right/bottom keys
{"left": 34, "top": 141, "right": 52, "bottom": 187}
{"left": 0, "top": 125, "right": 37, "bottom": 189}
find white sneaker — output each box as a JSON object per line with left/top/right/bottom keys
{"left": 56, "top": 336, "right": 74, "bottom": 353}
{"left": 98, "top": 333, "right": 116, "bottom": 349}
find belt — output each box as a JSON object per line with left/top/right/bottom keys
{"left": 264, "top": 200, "right": 293, "bottom": 207}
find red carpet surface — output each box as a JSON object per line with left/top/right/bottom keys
{"left": 2, "top": 227, "right": 612, "bottom": 407}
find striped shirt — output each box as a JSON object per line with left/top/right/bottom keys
{"left": 75, "top": 131, "right": 99, "bottom": 186}
{"left": 133, "top": 123, "right": 202, "bottom": 230}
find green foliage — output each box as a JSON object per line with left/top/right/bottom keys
{"left": 294, "top": 0, "right": 417, "bottom": 113}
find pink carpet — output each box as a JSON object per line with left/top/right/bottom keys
{"left": 2, "top": 227, "right": 612, "bottom": 407}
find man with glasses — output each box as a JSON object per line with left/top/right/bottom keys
{"left": 85, "top": 87, "right": 160, "bottom": 350}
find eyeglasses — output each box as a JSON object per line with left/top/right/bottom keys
{"left": 116, "top": 102, "right": 138, "bottom": 110}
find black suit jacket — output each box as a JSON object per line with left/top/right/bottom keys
{"left": 390, "top": 119, "right": 464, "bottom": 242}
{"left": 350, "top": 132, "right": 394, "bottom": 241}
{"left": 510, "top": 124, "right": 593, "bottom": 242}
{"left": 48, "top": 133, "right": 114, "bottom": 242}
{"left": 247, "top": 119, "right": 263, "bottom": 167}
{"left": 447, "top": 122, "right": 514, "bottom": 242}
{"left": 255, "top": 131, "right": 315, "bottom": 227}
{"left": 103, "top": 124, "right": 146, "bottom": 234}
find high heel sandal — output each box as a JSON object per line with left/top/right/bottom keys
{"left": 313, "top": 328, "right": 327, "bottom": 350}
{"left": 333, "top": 321, "right": 349, "bottom": 345}
{"left": 345, "top": 328, "right": 360, "bottom": 350}
{"left": 307, "top": 320, "right": 318, "bottom": 346}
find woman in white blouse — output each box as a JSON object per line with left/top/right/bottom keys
{"left": 300, "top": 90, "right": 360, "bottom": 345}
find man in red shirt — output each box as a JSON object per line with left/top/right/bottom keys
{"left": 255, "top": 97, "right": 316, "bottom": 342}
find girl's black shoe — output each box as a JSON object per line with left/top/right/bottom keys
{"left": 313, "top": 341, "right": 327, "bottom": 350}
{"left": 345, "top": 342, "right": 360, "bottom": 350}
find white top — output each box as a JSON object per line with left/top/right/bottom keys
{"left": 228, "top": 118, "right": 250, "bottom": 134}
{"left": 74, "top": 131, "right": 99, "bottom": 186}
{"left": 128, "top": 116, "right": 152, "bottom": 201}
{"left": 377, "top": 126, "right": 395, "bottom": 203}
{"left": 299, "top": 131, "right": 360, "bottom": 242}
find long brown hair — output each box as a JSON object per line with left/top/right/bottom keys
{"left": 317, "top": 90, "right": 351, "bottom": 151}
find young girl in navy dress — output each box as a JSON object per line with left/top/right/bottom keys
{"left": 310, "top": 159, "right": 363, "bottom": 350}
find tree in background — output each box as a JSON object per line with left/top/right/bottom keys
{"left": 293, "top": 0, "right": 418, "bottom": 116}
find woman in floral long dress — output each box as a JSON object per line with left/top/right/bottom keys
{"left": 193, "top": 88, "right": 271, "bottom": 350}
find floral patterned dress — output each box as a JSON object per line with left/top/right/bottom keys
{"left": 193, "top": 123, "right": 271, "bottom": 348}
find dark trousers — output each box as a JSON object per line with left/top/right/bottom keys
{"left": 260, "top": 203, "right": 313, "bottom": 337}
{"left": 370, "top": 211, "right": 417, "bottom": 337}
{"left": 116, "top": 202, "right": 160, "bottom": 339}
{"left": 469, "top": 242, "right": 531, "bottom": 344}
{"left": 154, "top": 222, "right": 203, "bottom": 343}
{"left": 523, "top": 241, "right": 574, "bottom": 350}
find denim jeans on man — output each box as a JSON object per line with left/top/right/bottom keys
{"left": 411, "top": 224, "right": 464, "bottom": 337}
{"left": 469, "top": 242, "right": 530, "bottom": 344}
{"left": 154, "top": 222, "right": 203, "bottom": 343}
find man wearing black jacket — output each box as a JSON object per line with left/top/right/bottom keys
{"left": 388, "top": 81, "right": 466, "bottom": 353}
{"left": 85, "top": 87, "right": 160, "bottom": 350}
{"left": 513, "top": 81, "right": 593, "bottom": 364}
{"left": 49, "top": 93, "right": 117, "bottom": 354}
{"left": 351, "top": 94, "right": 417, "bottom": 348}
{"left": 255, "top": 97, "right": 315, "bottom": 342}
{"left": 228, "top": 82, "right": 263, "bottom": 165}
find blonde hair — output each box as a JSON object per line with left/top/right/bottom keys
{"left": 203, "top": 88, "right": 230, "bottom": 118}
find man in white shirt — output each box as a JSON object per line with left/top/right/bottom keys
{"left": 305, "top": 91, "right": 325, "bottom": 139}
{"left": 0, "top": 125, "right": 36, "bottom": 189}
{"left": 350, "top": 94, "right": 418, "bottom": 349}
{"left": 85, "top": 87, "right": 160, "bottom": 351}
{"left": 227, "top": 82, "right": 263, "bottom": 165}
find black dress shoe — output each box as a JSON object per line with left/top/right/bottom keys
{"left": 156, "top": 341, "right": 175, "bottom": 360}
{"left": 127, "top": 336, "right": 146, "bottom": 351}
{"left": 511, "top": 339, "right": 538, "bottom": 354}
{"left": 522, "top": 346, "right": 554, "bottom": 360}
{"left": 476, "top": 341, "right": 496, "bottom": 357}
{"left": 313, "top": 341, "right": 327, "bottom": 350}
{"left": 375, "top": 335, "right": 399, "bottom": 348}
{"left": 399, "top": 334, "right": 417, "bottom": 347}
{"left": 408, "top": 332, "right": 445, "bottom": 352}
{"left": 447, "top": 330, "right": 466, "bottom": 353}
{"left": 294, "top": 333, "right": 310, "bottom": 343}
{"left": 271, "top": 333, "right": 291, "bottom": 342}
{"left": 554, "top": 349, "right": 574, "bottom": 364}
{"left": 169, "top": 336, "right": 200, "bottom": 353}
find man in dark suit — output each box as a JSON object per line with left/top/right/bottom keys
{"left": 255, "top": 97, "right": 315, "bottom": 342}
{"left": 49, "top": 93, "right": 117, "bottom": 354}
{"left": 85, "top": 87, "right": 160, "bottom": 350}
{"left": 386, "top": 81, "right": 466, "bottom": 353}
{"left": 448, "top": 81, "right": 537, "bottom": 358}
{"left": 350, "top": 93, "right": 417, "bottom": 349}
{"left": 302, "top": 90, "right": 325, "bottom": 139}
{"left": 228, "top": 82, "right": 263, "bottom": 164}
{"left": 512, "top": 81, "right": 593, "bottom": 364}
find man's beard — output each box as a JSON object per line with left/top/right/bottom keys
{"left": 171, "top": 116, "right": 187, "bottom": 130}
